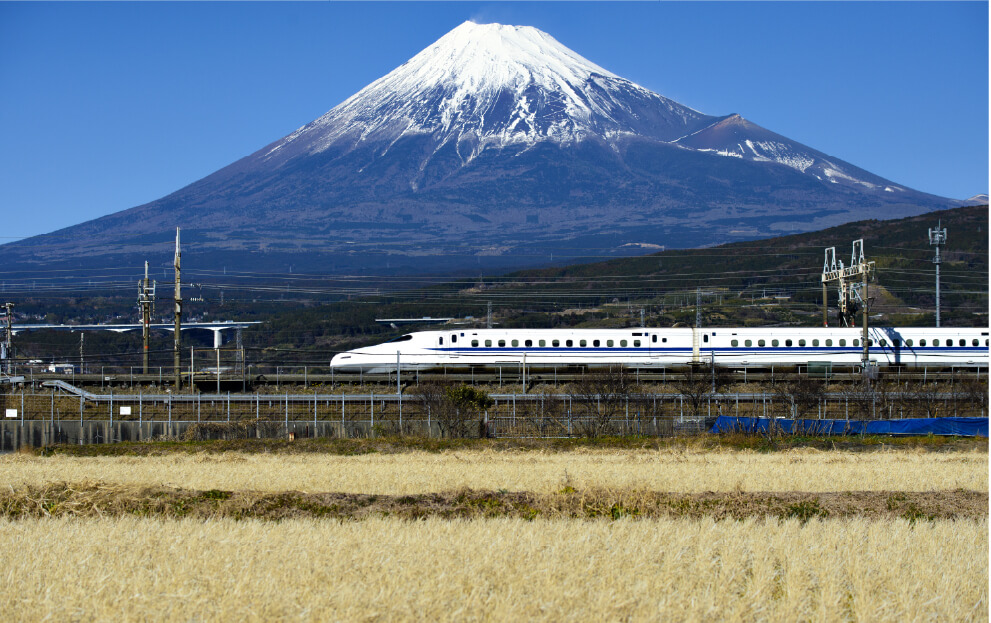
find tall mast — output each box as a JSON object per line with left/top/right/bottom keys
{"left": 173, "top": 228, "right": 182, "bottom": 391}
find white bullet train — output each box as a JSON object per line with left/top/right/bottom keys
{"left": 330, "top": 326, "right": 990, "bottom": 373}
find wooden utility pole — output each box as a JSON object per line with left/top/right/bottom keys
{"left": 2, "top": 302, "right": 12, "bottom": 374}
{"left": 173, "top": 228, "right": 182, "bottom": 391}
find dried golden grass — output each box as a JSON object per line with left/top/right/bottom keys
{"left": 0, "top": 516, "right": 985, "bottom": 622}
{"left": 2, "top": 447, "right": 985, "bottom": 494}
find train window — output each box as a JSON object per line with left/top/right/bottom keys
{"left": 825, "top": 339, "right": 832, "bottom": 347}
{"left": 439, "top": 337, "right": 444, "bottom": 345}
{"left": 607, "top": 340, "right": 614, "bottom": 347}
{"left": 731, "top": 339, "right": 739, "bottom": 347}
{"left": 812, "top": 339, "right": 819, "bottom": 347}
{"left": 745, "top": 340, "right": 752, "bottom": 347}
{"left": 451, "top": 335, "right": 457, "bottom": 343}
{"left": 758, "top": 339, "right": 765, "bottom": 347}
{"left": 498, "top": 340, "right": 505, "bottom": 347}
{"left": 986, "top": 339, "right": 989, "bottom": 347}
{"left": 772, "top": 339, "right": 779, "bottom": 347}
{"left": 634, "top": 340, "right": 641, "bottom": 347}
{"left": 703, "top": 335, "right": 709, "bottom": 343}
{"left": 932, "top": 339, "right": 939, "bottom": 347}
{"left": 853, "top": 339, "right": 859, "bottom": 347}
{"left": 471, "top": 340, "right": 479, "bottom": 347}
{"left": 868, "top": 339, "right": 874, "bottom": 346}
{"left": 919, "top": 339, "right": 926, "bottom": 347}
{"left": 593, "top": 340, "right": 600, "bottom": 347}
{"left": 566, "top": 340, "right": 573, "bottom": 347}
{"left": 620, "top": 340, "right": 628, "bottom": 347}
{"left": 525, "top": 340, "right": 532, "bottom": 347}
{"left": 799, "top": 339, "right": 806, "bottom": 346}
{"left": 785, "top": 339, "right": 792, "bottom": 347}
{"left": 512, "top": 340, "right": 519, "bottom": 347}
{"left": 662, "top": 338, "right": 667, "bottom": 343}
{"left": 485, "top": 340, "right": 492, "bottom": 347}
{"left": 906, "top": 339, "right": 912, "bottom": 347}
{"left": 552, "top": 340, "right": 560, "bottom": 348}
{"left": 652, "top": 335, "right": 657, "bottom": 343}
{"left": 839, "top": 339, "right": 846, "bottom": 347}
{"left": 959, "top": 339, "right": 966, "bottom": 347}
{"left": 580, "top": 340, "right": 587, "bottom": 347}
{"left": 539, "top": 340, "right": 546, "bottom": 347}
{"left": 880, "top": 339, "right": 887, "bottom": 347}
{"left": 973, "top": 339, "right": 979, "bottom": 347}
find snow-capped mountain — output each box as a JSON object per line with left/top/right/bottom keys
{"left": 266, "top": 23, "right": 716, "bottom": 167}
{"left": 0, "top": 21, "right": 957, "bottom": 275}
{"left": 258, "top": 22, "right": 888, "bottom": 194}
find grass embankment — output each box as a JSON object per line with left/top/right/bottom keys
{"left": 2, "top": 482, "right": 985, "bottom": 522}
{"left": 1, "top": 516, "right": 986, "bottom": 622}
{"left": 37, "top": 431, "right": 989, "bottom": 457}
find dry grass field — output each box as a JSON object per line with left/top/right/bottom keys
{"left": 0, "top": 516, "right": 985, "bottom": 622}
{"left": 2, "top": 447, "right": 987, "bottom": 494}
{"left": 2, "top": 443, "right": 985, "bottom": 621}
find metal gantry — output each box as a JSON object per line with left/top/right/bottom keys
{"left": 821, "top": 239, "right": 876, "bottom": 374}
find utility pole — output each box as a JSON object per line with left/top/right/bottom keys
{"left": 2, "top": 302, "right": 12, "bottom": 374}
{"left": 486, "top": 301, "right": 492, "bottom": 329}
{"left": 138, "top": 261, "right": 156, "bottom": 375}
{"left": 695, "top": 287, "right": 701, "bottom": 328}
{"left": 79, "top": 333, "right": 84, "bottom": 375}
{"left": 929, "top": 221, "right": 946, "bottom": 327}
{"left": 173, "top": 228, "right": 182, "bottom": 391}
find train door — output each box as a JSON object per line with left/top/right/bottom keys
{"left": 647, "top": 333, "right": 661, "bottom": 361}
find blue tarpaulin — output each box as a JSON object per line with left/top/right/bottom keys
{"left": 709, "top": 416, "right": 988, "bottom": 437}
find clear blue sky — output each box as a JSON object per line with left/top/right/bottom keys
{"left": 1, "top": 1, "right": 987, "bottom": 241}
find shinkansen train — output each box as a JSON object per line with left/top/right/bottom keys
{"left": 330, "top": 327, "right": 990, "bottom": 373}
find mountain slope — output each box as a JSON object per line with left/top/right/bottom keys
{"left": 0, "top": 22, "right": 963, "bottom": 276}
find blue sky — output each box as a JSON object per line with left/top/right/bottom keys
{"left": 1, "top": 1, "right": 987, "bottom": 241}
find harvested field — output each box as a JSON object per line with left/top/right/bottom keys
{"left": 1, "top": 516, "right": 985, "bottom": 622}
{"left": 1, "top": 482, "right": 985, "bottom": 522}
{"left": 2, "top": 447, "right": 986, "bottom": 494}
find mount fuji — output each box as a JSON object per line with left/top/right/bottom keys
{"left": 1, "top": 22, "right": 963, "bottom": 276}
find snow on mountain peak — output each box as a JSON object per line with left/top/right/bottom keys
{"left": 267, "top": 21, "right": 709, "bottom": 162}
{"left": 260, "top": 21, "right": 888, "bottom": 196}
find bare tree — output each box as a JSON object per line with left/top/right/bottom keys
{"left": 443, "top": 384, "right": 494, "bottom": 438}
{"left": 673, "top": 365, "right": 727, "bottom": 420}
{"left": 772, "top": 374, "right": 826, "bottom": 420}
{"left": 959, "top": 376, "right": 989, "bottom": 417}
{"left": 569, "top": 366, "right": 634, "bottom": 438}
{"left": 518, "top": 389, "right": 569, "bottom": 437}
{"left": 906, "top": 381, "right": 944, "bottom": 419}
